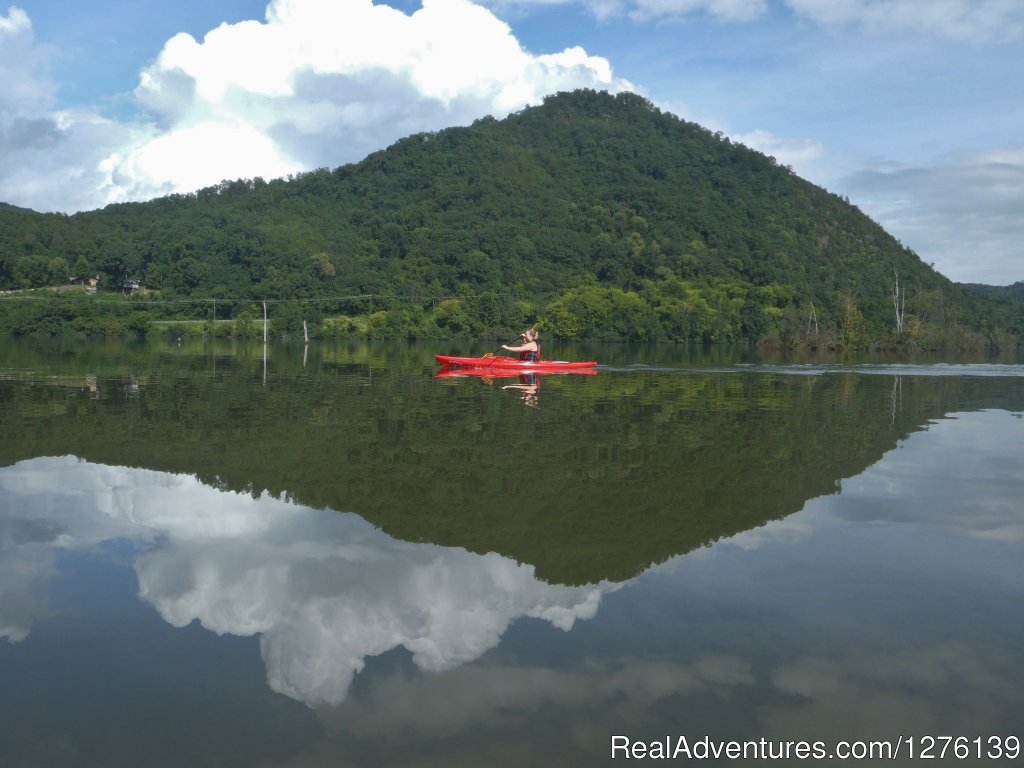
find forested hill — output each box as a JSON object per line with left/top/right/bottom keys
{"left": 0, "top": 89, "right": 1019, "bottom": 345}
{"left": 964, "top": 282, "right": 1024, "bottom": 311}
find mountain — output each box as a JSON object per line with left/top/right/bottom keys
{"left": 0, "top": 89, "right": 1019, "bottom": 346}
{"left": 964, "top": 281, "right": 1024, "bottom": 307}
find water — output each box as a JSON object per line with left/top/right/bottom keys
{"left": 1, "top": 337, "right": 1022, "bottom": 766}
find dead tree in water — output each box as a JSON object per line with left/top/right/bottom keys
{"left": 892, "top": 268, "right": 906, "bottom": 334}
{"left": 890, "top": 376, "right": 902, "bottom": 425}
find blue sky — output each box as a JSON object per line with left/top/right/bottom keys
{"left": 1, "top": 0, "right": 1021, "bottom": 284}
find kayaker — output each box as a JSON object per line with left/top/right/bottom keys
{"left": 502, "top": 328, "right": 540, "bottom": 361}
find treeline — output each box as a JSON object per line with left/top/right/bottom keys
{"left": 1, "top": 90, "right": 1020, "bottom": 347}
{"left": 0, "top": 280, "right": 1015, "bottom": 352}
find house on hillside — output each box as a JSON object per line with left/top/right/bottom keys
{"left": 69, "top": 274, "right": 101, "bottom": 293}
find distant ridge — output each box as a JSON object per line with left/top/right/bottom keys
{"left": 0, "top": 202, "right": 33, "bottom": 213}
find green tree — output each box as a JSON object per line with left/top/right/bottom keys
{"left": 73, "top": 255, "right": 92, "bottom": 280}
{"left": 14, "top": 255, "right": 48, "bottom": 288}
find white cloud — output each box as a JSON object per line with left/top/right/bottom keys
{"left": 0, "top": 0, "right": 634, "bottom": 212}
{"left": 0, "top": 6, "right": 53, "bottom": 109}
{"left": 106, "top": 0, "right": 636, "bottom": 205}
{"left": 0, "top": 7, "right": 144, "bottom": 211}
{"left": 106, "top": 120, "right": 301, "bottom": 201}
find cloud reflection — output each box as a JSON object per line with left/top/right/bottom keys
{"left": 326, "top": 654, "right": 755, "bottom": 740}
{"left": 764, "top": 644, "right": 1021, "bottom": 741}
{"left": 0, "top": 456, "right": 617, "bottom": 705}
{"left": 0, "top": 545, "right": 55, "bottom": 642}
{"left": 719, "top": 409, "right": 1024, "bottom": 552}
{"left": 824, "top": 410, "right": 1024, "bottom": 542}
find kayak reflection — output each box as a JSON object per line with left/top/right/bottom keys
{"left": 433, "top": 367, "right": 596, "bottom": 407}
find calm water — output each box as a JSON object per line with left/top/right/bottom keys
{"left": 1, "top": 338, "right": 1022, "bottom": 767}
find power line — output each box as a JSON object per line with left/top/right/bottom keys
{"left": 0, "top": 292, "right": 519, "bottom": 306}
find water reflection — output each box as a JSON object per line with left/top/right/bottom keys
{"left": 500, "top": 373, "right": 541, "bottom": 408}
{"left": 0, "top": 457, "right": 617, "bottom": 707}
{"left": 0, "top": 546, "right": 55, "bottom": 643}
{"left": 827, "top": 409, "right": 1024, "bottom": 539}
{"left": 434, "top": 368, "right": 596, "bottom": 408}
{"left": 2, "top": 339, "right": 1022, "bottom": 587}
{"left": 298, "top": 408, "right": 1023, "bottom": 759}
{"left": 0, "top": 421, "right": 1021, "bottom": 763}
{"left": 2, "top": 338, "right": 1024, "bottom": 765}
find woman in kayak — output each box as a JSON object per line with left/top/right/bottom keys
{"left": 502, "top": 328, "right": 541, "bottom": 361}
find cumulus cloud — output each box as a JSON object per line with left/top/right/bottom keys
{"left": 0, "top": 0, "right": 634, "bottom": 211}
{"left": 843, "top": 147, "right": 1024, "bottom": 284}
{"left": 0, "top": 7, "right": 129, "bottom": 211}
{"left": 0, "top": 456, "right": 619, "bottom": 706}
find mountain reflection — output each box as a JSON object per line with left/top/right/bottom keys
{"left": 0, "top": 457, "right": 616, "bottom": 706}
{"left": 2, "top": 340, "right": 1023, "bottom": 587}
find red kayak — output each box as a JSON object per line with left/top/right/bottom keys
{"left": 434, "top": 367, "right": 596, "bottom": 379}
{"left": 435, "top": 354, "right": 597, "bottom": 372}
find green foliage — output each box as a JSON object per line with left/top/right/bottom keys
{"left": 0, "top": 90, "right": 1018, "bottom": 347}
{"left": 73, "top": 254, "right": 92, "bottom": 280}
{"left": 547, "top": 284, "right": 656, "bottom": 341}
{"left": 13, "top": 255, "right": 50, "bottom": 288}
{"left": 232, "top": 304, "right": 262, "bottom": 339}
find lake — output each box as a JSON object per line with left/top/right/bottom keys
{"left": 1, "top": 337, "right": 1022, "bottom": 766}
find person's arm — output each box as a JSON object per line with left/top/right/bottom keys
{"left": 502, "top": 341, "right": 537, "bottom": 352}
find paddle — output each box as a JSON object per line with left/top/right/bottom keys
{"left": 482, "top": 334, "right": 523, "bottom": 359}
{"left": 482, "top": 324, "right": 538, "bottom": 359}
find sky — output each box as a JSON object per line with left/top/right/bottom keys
{"left": 1, "top": 0, "right": 1021, "bottom": 285}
